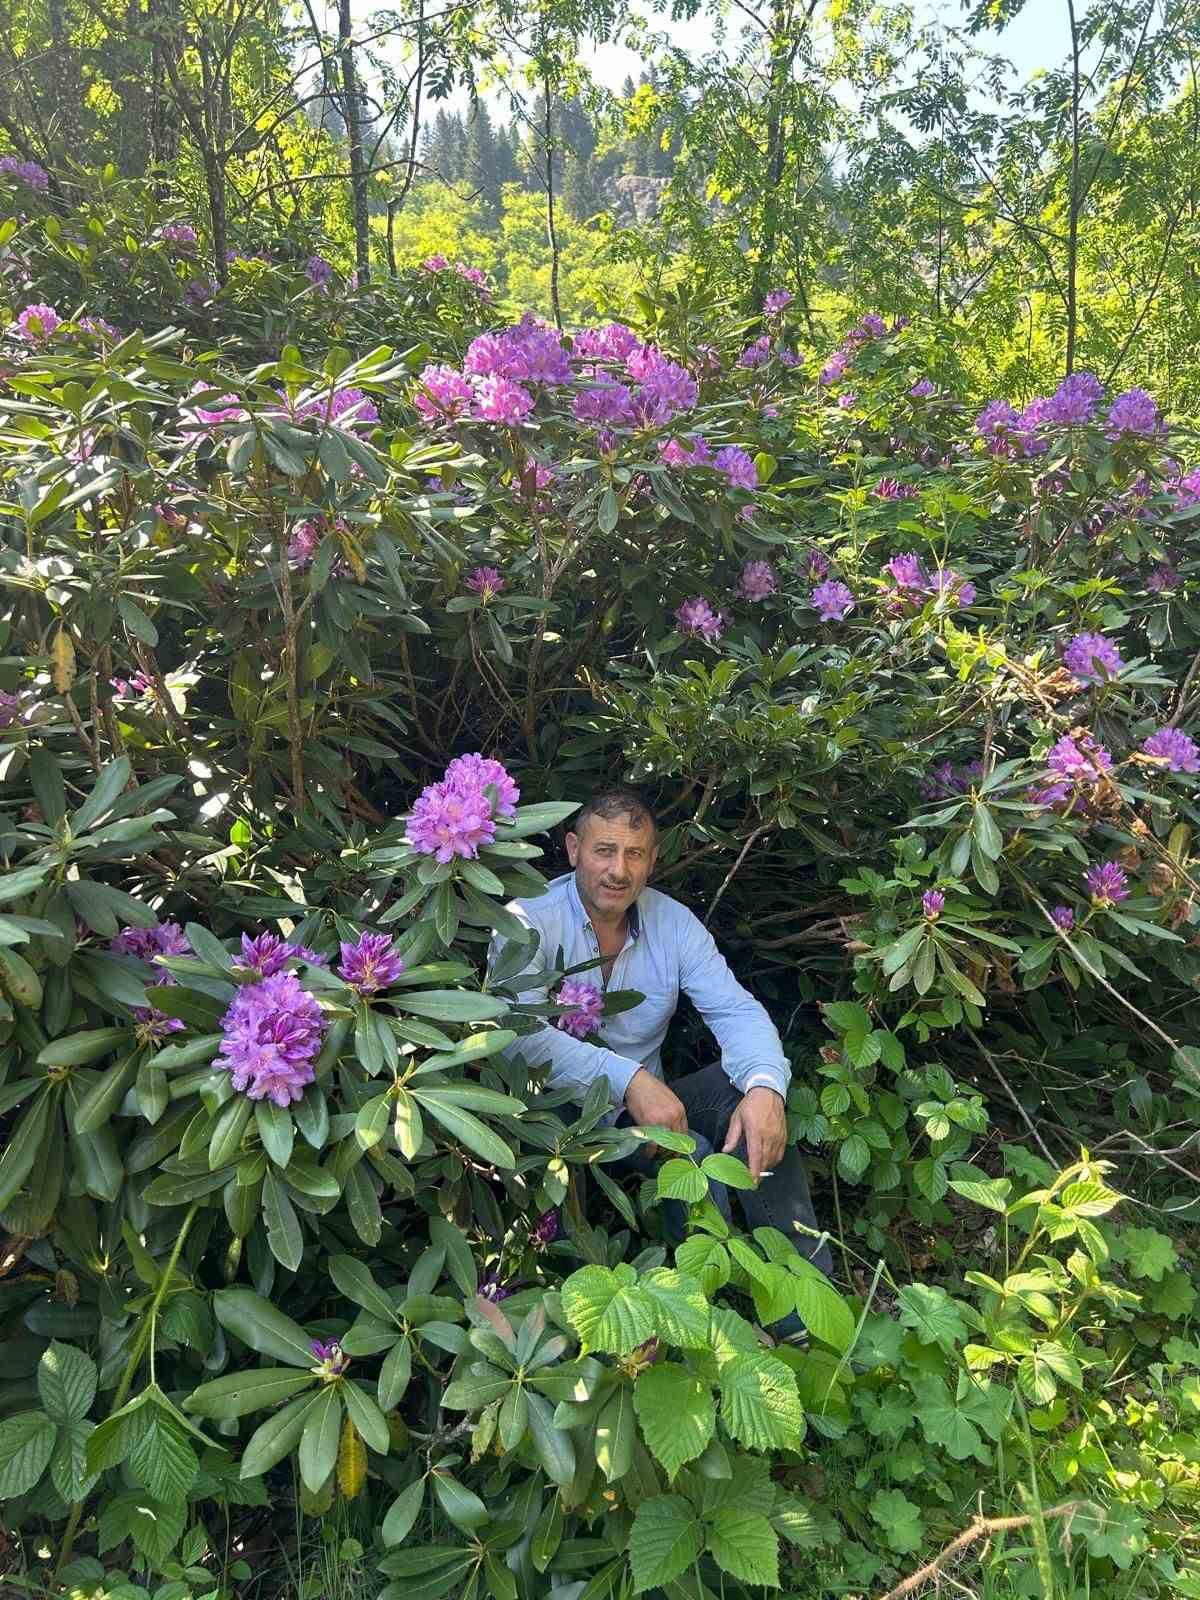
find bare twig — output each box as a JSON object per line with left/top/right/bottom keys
{"left": 877, "top": 1501, "right": 1084, "bottom": 1600}
{"left": 703, "top": 823, "right": 769, "bottom": 928}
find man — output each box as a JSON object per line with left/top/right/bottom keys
{"left": 491, "top": 785, "right": 833, "bottom": 1338}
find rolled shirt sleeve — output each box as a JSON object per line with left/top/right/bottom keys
{"left": 677, "top": 908, "right": 791, "bottom": 1099}
{"left": 488, "top": 931, "right": 641, "bottom": 1108}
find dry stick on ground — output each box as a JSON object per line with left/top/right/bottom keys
{"left": 877, "top": 1501, "right": 1083, "bottom": 1600}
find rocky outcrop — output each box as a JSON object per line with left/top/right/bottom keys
{"left": 609, "top": 174, "right": 668, "bottom": 224}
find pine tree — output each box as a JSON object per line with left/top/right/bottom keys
{"left": 464, "top": 99, "right": 502, "bottom": 221}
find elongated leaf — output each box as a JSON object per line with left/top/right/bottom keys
{"left": 414, "top": 1091, "right": 516, "bottom": 1169}
{"left": 240, "top": 1392, "right": 321, "bottom": 1479}
{"left": 382, "top": 1478, "right": 425, "bottom": 1546}
{"left": 185, "top": 1368, "right": 315, "bottom": 1420}
{"left": 299, "top": 1385, "right": 343, "bottom": 1492}
{"left": 213, "top": 1288, "right": 314, "bottom": 1366}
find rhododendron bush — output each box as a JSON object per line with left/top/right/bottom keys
{"left": 1, "top": 175, "right": 1199, "bottom": 1600}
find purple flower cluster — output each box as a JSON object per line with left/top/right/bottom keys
{"left": 1046, "top": 371, "right": 1103, "bottom": 426}
{"left": 182, "top": 381, "right": 245, "bottom": 431}
{"left": 921, "top": 759, "right": 982, "bottom": 801}
{"left": 677, "top": 597, "right": 730, "bottom": 641}
{"left": 713, "top": 446, "right": 758, "bottom": 492}
{"left": 554, "top": 979, "right": 604, "bottom": 1038}
{"left": 111, "top": 671, "right": 154, "bottom": 701}
{"left": 805, "top": 550, "right": 830, "bottom": 580}
{"left": 338, "top": 931, "right": 406, "bottom": 996}
{"left": 532, "top": 1208, "right": 560, "bottom": 1244}
{"left": 279, "top": 387, "right": 379, "bottom": 432}
{"left": 738, "top": 336, "right": 772, "bottom": 369}
{"left": 574, "top": 380, "right": 634, "bottom": 427}
{"left": 216, "top": 970, "right": 327, "bottom": 1106}
{"left": 159, "top": 222, "right": 197, "bottom": 250}
{"left": 183, "top": 277, "right": 219, "bottom": 309}
{"left": 922, "top": 889, "right": 945, "bottom": 919}
{"left": 659, "top": 434, "right": 712, "bottom": 469}
{"left": 1063, "top": 632, "right": 1123, "bottom": 683}
{"left": 288, "top": 514, "right": 350, "bottom": 571}
{"left": 0, "top": 156, "right": 49, "bottom": 191}
{"left": 466, "top": 565, "right": 505, "bottom": 600}
{"left": 764, "top": 288, "right": 793, "bottom": 316}
{"left": 307, "top": 255, "right": 334, "bottom": 288}
{"left": 875, "top": 478, "right": 920, "bottom": 501}
{"left": 811, "top": 580, "right": 854, "bottom": 621}
{"left": 415, "top": 365, "right": 475, "bottom": 422}
{"left": 1084, "top": 861, "right": 1130, "bottom": 905}
{"left": 572, "top": 323, "right": 642, "bottom": 362}
{"left": 420, "top": 256, "right": 492, "bottom": 299}
{"left": 737, "top": 561, "right": 778, "bottom": 602}
{"left": 820, "top": 352, "right": 850, "bottom": 386}
{"left": 408, "top": 754, "right": 518, "bottom": 861}
{"left": 472, "top": 373, "right": 535, "bottom": 427}
{"left": 111, "top": 921, "right": 192, "bottom": 1040}
{"left": 235, "top": 932, "right": 328, "bottom": 977}
{"left": 909, "top": 378, "right": 936, "bottom": 399}
{"left": 14, "top": 302, "right": 60, "bottom": 344}
{"left": 1030, "top": 732, "right": 1113, "bottom": 811}
{"left": 1051, "top": 905, "right": 1075, "bottom": 932}
{"left": 466, "top": 317, "right": 572, "bottom": 388}
{"left": 1143, "top": 726, "right": 1200, "bottom": 773}
{"left": 1107, "top": 387, "right": 1162, "bottom": 438}
{"left": 309, "top": 1339, "right": 351, "bottom": 1377}
{"left": 1147, "top": 562, "right": 1180, "bottom": 594}
{"left": 884, "top": 553, "right": 975, "bottom": 609}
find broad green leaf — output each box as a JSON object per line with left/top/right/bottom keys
{"left": 340, "top": 1380, "right": 391, "bottom": 1455}
{"left": 640, "top": 1268, "right": 711, "bottom": 1348}
{"left": 382, "top": 1479, "right": 425, "bottom": 1546}
{"left": 240, "top": 1392, "right": 320, "bottom": 1479}
{"left": 561, "top": 1265, "right": 655, "bottom": 1355}
{"left": 263, "top": 1169, "right": 303, "bottom": 1270}
{"left": 719, "top": 1352, "right": 804, "bottom": 1451}
{"left": 525, "top": 1390, "right": 575, "bottom": 1485}
{"left": 128, "top": 1403, "right": 198, "bottom": 1501}
{"left": 50, "top": 1419, "right": 97, "bottom": 1503}
{"left": 413, "top": 1090, "right": 516, "bottom": 1169}
{"left": 629, "top": 1494, "right": 705, "bottom": 1594}
{"left": 38, "top": 1341, "right": 97, "bottom": 1423}
{"left": 633, "top": 1363, "right": 714, "bottom": 1477}
{"left": 432, "top": 1468, "right": 489, "bottom": 1530}
{"left": 787, "top": 1259, "right": 856, "bottom": 1353}
{"left": 394, "top": 990, "right": 507, "bottom": 1021}
{"left": 706, "top": 1507, "right": 780, "bottom": 1587}
{"left": 655, "top": 1158, "right": 707, "bottom": 1203}
{"left": 0, "top": 1412, "right": 56, "bottom": 1497}
{"left": 896, "top": 1283, "right": 968, "bottom": 1350}
{"left": 595, "top": 1386, "right": 635, "bottom": 1483}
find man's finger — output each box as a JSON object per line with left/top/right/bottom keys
{"left": 746, "top": 1124, "right": 764, "bottom": 1181}
{"left": 721, "top": 1108, "right": 743, "bottom": 1155}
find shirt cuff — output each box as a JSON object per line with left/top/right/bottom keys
{"left": 598, "top": 1052, "right": 641, "bottom": 1107}
{"left": 739, "top": 1068, "right": 791, "bottom": 1097}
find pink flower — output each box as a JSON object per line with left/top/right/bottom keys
{"left": 444, "top": 752, "right": 520, "bottom": 817}
{"left": 1143, "top": 727, "right": 1200, "bottom": 773}
{"left": 235, "top": 932, "right": 329, "bottom": 977}
{"left": 811, "top": 580, "right": 854, "bottom": 621}
{"left": 216, "top": 971, "right": 327, "bottom": 1107}
{"left": 14, "top": 303, "right": 60, "bottom": 343}
{"left": 676, "top": 597, "right": 729, "bottom": 641}
{"left": 886, "top": 553, "right": 927, "bottom": 592}
{"left": 737, "top": 560, "right": 778, "bottom": 602}
{"left": 276, "top": 387, "right": 379, "bottom": 431}
{"left": 837, "top": 391, "right": 857, "bottom": 409}
{"left": 338, "top": 931, "right": 406, "bottom": 995}
{"left": 0, "top": 156, "right": 48, "bottom": 191}
{"left": 307, "top": 255, "right": 334, "bottom": 288}
{"left": 738, "top": 336, "right": 772, "bottom": 369}
{"left": 820, "top": 352, "right": 849, "bottom": 385}
{"left": 574, "top": 381, "right": 635, "bottom": 427}
{"left": 1064, "top": 632, "right": 1123, "bottom": 683}
{"left": 713, "top": 447, "right": 758, "bottom": 492}
{"left": 659, "top": 434, "right": 711, "bottom": 468}
{"left": 1051, "top": 905, "right": 1075, "bottom": 931}
{"left": 466, "top": 565, "right": 505, "bottom": 600}
{"left": 554, "top": 979, "right": 603, "bottom": 1038}
{"left": 158, "top": 222, "right": 197, "bottom": 250}
{"left": 472, "top": 373, "right": 534, "bottom": 426}
{"left": 414, "top": 364, "right": 474, "bottom": 422}
{"left": 910, "top": 378, "right": 936, "bottom": 398}
{"left": 764, "top": 289, "right": 793, "bottom": 316}
{"left": 421, "top": 255, "right": 450, "bottom": 271}
{"left": 572, "top": 323, "right": 641, "bottom": 362}
{"left": 1106, "top": 387, "right": 1162, "bottom": 438}
{"left": 407, "top": 779, "right": 496, "bottom": 862}
{"left": 875, "top": 478, "right": 919, "bottom": 500}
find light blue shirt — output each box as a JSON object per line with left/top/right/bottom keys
{"left": 490, "top": 872, "right": 791, "bottom": 1112}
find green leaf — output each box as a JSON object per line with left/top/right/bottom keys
{"left": 719, "top": 1352, "right": 804, "bottom": 1451}
{"left": 595, "top": 1386, "right": 635, "bottom": 1483}
{"left": 255, "top": 1100, "right": 294, "bottom": 1168}
{"left": 561, "top": 1265, "right": 655, "bottom": 1355}
{"left": 896, "top": 1284, "right": 968, "bottom": 1350}
{"left": 128, "top": 1402, "right": 198, "bottom": 1501}
{"left": 1018, "top": 1342, "right": 1082, "bottom": 1404}
{"left": 382, "top": 1479, "right": 425, "bottom": 1546}
{"left": 629, "top": 1494, "right": 705, "bottom": 1594}
{"left": 674, "top": 1237, "right": 730, "bottom": 1296}
{"left": 633, "top": 1363, "right": 714, "bottom": 1478}
{"left": 525, "top": 1390, "right": 575, "bottom": 1485}
{"left": 639, "top": 1268, "right": 711, "bottom": 1348}
{"left": 50, "top": 1419, "right": 97, "bottom": 1503}
{"left": 240, "top": 1392, "right": 321, "bottom": 1479}
{"left": 328, "top": 1255, "right": 396, "bottom": 1323}
{"left": 340, "top": 1380, "right": 391, "bottom": 1455}
{"left": 299, "top": 1385, "right": 343, "bottom": 1492}
{"left": 394, "top": 990, "right": 507, "bottom": 1021}
{"left": 213, "top": 1288, "right": 314, "bottom": 1366}
{"left": 788, "top": 1259, "right": 856, "bottom": 1352}
{"left": 910, "top": 1377, "right": 985, "bottom": 1460}
{"left": 656, "top": 1158, "right": 707, "bottom": 1202}
{"left": 263, "top": 1169, "right": 304, "bottom": 1270}
{"left": 706, "top": 1507, "right": 780, "bottom": 1587}
{"left": 37, "top": 1342, "right": 97, "bottom": 1423}
{"left": 700, "top": 1152, "right": 756, "bottom": 1189}
{"left": 837, "top": 1134, "right": 870, "bottom": 1182}
{"left": 869, "top": 1488, "right": 924, "bottom": 1554}
{"left": 948, "top": 1176, "right": 1011, "bottom": 1213}
{"left": 184, "top": 1368, "right": 315, "bottom": 1420}
{"left": 0, "top": 1412, "right": 56, "bottom": 1497}
{"left": 432, "top": 1468, "right": 489, "bottom": 1530}
{"left": 413, "top": 1090, "right": 515, "bottom": 1169}
{"left": 379, "top": 1337, "right": 413, "bottom": 1411}
{"left": 38, "top": 1027, "right": 132, "bottom": 1068}
{"left": 0, "top": 1090, "right": 53, "bottom": 1210}
{"left": 429, "top": 1217, "right": 478, "bottom": 1296}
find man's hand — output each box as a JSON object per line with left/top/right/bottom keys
{"left": 625, "top": 1068, "right": 688, "bottom": 1160}
{"left": 722, "top": 1086, "right": 787, "bottom": 1182}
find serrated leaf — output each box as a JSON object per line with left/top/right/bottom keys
{"left": 0, "top": 1412, "right": 56, "bottom": 1497}
{"left": 50, "top": 1419, "right": 97, "bottom": 1502}
{"left": 128, "top": 1403, "right": 198, "bottom": 1500}
{"left": 629, "top": 1494, "right": 705, "bottom": 1594}
{"left": 706, "top": 1507, "right": 780, "bottom": 1587}
{"left": 633, "top": 1363, "right": 714, "bottom": 1477}
{"left": 38, "top": 1341, "right": 97, "bottom": 1423}
{"left": 561, "top": 1265, "right": 655, "bottom": 1354}
{"left": 719, "top": 1352, "right": 805, "bottom": 1451}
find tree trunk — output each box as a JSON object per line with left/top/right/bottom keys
{"left": 543, "top": 79, "right": 562, "bottom": 329}
{"left": 751, "top": 0, "right": 806, "bottom": 312}
{"left": 339, "top": 0, "right": 370, "bottom": 283}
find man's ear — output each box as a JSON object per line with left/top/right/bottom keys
{"left": 564, "top": 830, "right": 579, "bottom": 866}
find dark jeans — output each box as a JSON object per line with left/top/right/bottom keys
{"left": 615, "top": 1063, "right": 834, "bottom": 1334}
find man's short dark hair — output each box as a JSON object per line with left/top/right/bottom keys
{"left": 573, "top": 786, "right": 657, "bottom": 838}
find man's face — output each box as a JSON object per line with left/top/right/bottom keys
{"left": 566, "top": 812, "right": 657, "bottom": 921}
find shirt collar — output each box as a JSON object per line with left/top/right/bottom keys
{"left": 564, "top": 872, "right": 641, "bottom": 939}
